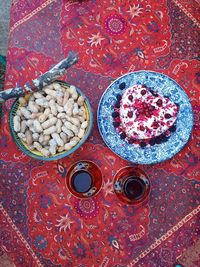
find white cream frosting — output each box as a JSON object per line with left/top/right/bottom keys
{"left": 119, "top": 84, "right": 178, "bottom": 140}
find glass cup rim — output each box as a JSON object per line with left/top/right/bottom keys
{"left": 113, "top": 166, "right": 151, "bottom": 205}
{"left": 65, "top": 160, "right": 103, "bottom": 199}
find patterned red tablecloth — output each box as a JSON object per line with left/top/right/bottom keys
{"left": 0, "top": 0, "right": 200, "bottom": 266}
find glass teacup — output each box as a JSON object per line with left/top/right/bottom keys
{"left": 114, "top": 167, "right": 150, "bottom": 205}
{"left": 66, "top": 160, "right": 102, "bottom": 198}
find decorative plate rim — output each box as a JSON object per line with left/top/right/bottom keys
{"left": 97, "top": 70, "right": 194, "bottom": 165}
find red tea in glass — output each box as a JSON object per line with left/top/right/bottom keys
{"left": 66, "top": 160, "right": 102, "bottom": 198}
{"left": 72, "top": 170, "right": 93, "bottom": 193}
{"left": 114, "top": 167, "right": 150, "bottom": 205}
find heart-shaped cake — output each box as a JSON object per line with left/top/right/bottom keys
{"left": 112, "top": 84, "right": 179, "bottom": 147}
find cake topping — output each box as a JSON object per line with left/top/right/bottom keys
{"left": 128, "top": 111, "right": 133, "bottom": 118}
{"left": 120, "top": 132, "right": 126, "bottom": 139}
{"left": 116, "top": 94, "right": 122, "bottom": 101}
{"left": 113, "top": 121, "right": 120, "bottom": 128}
{"left": 141, "top": 90, "right": 147, "bottom": 96}
{"left": 119, "top": 82, "right": 126, "bottom": 90}
{"left": 164, "top": 113, "right": 172, "bottom": 119}
{"left": 140, "top": 142, "right": 147, "bottom": 148}
{"left": 156, "top": 99, "right": 163, "bottom": 106}
{"left": 169, "top": 125, "right": 176, "bottom": 132}
{"left": 128, "top": 95, "right": 133, "bottom": 101}
{"left": 112, "top": 111, "right": 119, "bottom": 118}
{"left": 115, "top": 101, "right": 120, "bottom": 108}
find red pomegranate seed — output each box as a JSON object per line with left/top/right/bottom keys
{"left": 143, "top": 103, "right": 148, "bottom": 108}
{"left": 149, "top": 105, "right": 155, "bottom": 111}
{"left": 128, "top": 111, "right": 133, "bottom": 118}
{"left": 128, "top": 138, "right": 135, "bottom": 144}
{"left": 156, "top": 99, "right": 163, "bottom": 107}
{"left": 165, "top": 113, "right": 172, "bottom": 119}
{"left": 141, "top": 90, "right": 146, "bottom": 95}
{"left": 152, "top": 121, "right": 159, "bottom": 128}
{"left": 128, "top": 95, "right": 133, "bottom": 101}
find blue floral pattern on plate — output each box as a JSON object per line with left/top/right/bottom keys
{"left": 97, "top": 71, "right": 193, "bottom": 164}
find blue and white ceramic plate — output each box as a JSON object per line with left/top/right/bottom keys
{"left": 97, "top": 71, "right": 193, "bottom": 164}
